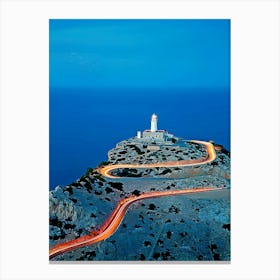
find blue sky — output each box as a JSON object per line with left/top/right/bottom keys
{"left": 50, "top": 19, "right": 230, "bottom": 89}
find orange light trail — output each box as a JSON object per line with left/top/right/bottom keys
{"left": 97, "top": 140, "right": 216, "bottom": 178}
{"left": 49, "top": 186, "right": 222, "bottom": 259}
{"left": 49, "top": 140, "right": 218, "bottom": 259}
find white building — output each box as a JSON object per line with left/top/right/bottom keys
{"left": 136, "top": 113, "right": 174, "bottom": 142}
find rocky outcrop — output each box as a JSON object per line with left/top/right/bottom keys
{"left": 108, "top": 138, "right": 207, "bottom": 165}
{"left": 50, "top": 190, "right": 78, "bottom": 222}
{"left": 49, "top": 137, "right": 230, "bottom": 261}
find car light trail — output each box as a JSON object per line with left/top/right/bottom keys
{"left": 97, "top": 140, "right": 216, "bottom": 178}
{"left": 49, "top": 186, "right": 222, "bottom": 259}
{"left": 49, "top": 140, "right": 219, "bottom": 259}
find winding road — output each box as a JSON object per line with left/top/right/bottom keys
{"left": 49, "top": 140, "right": 218, "bottom": 259}
{"left": 97, "top": 140, "right": 216, "bottom": 178}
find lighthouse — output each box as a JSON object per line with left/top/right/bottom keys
{"left": 141, "top": 113, "right": 174, "bottom": 142}
{"left": 150, "top": 113, "right": 158, "bottom": 132}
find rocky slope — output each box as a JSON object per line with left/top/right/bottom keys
{"left": 49, "top": 137, "right": 230, "bottom": 261}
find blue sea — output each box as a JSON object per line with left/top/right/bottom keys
{"left": 50, "top": 88, "right": 230, "bottom": 190}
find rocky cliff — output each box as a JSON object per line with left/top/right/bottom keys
{"left": 49, "top": 137, "right": 230, "bottom": 261}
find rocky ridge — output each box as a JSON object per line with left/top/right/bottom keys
{"left": 49, "top": 137, "right": 230, "bottom": 261}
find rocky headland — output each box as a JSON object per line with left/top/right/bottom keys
{"left": 49, "top": 136, "right": 230, "bottom": 261}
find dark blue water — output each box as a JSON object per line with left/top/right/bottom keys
{"left": 50, "top": 88, "right": 230, "bottom": 189}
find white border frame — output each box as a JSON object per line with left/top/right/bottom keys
{"left": 0, "top": 0, "right": 279, "bottom": 279}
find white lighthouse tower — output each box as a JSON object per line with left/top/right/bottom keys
{"left": 150, "top": 113, "right": 158, "bottom": 132}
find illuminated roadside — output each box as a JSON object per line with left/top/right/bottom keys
{"left": 97, "top": 140, "right": 216, "bottom": 178}
{"left": 49, "top": 186, "right": 222, "bottom": 259}
{"left": 49, "top": 140, "right": 218, "bottom": 259}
